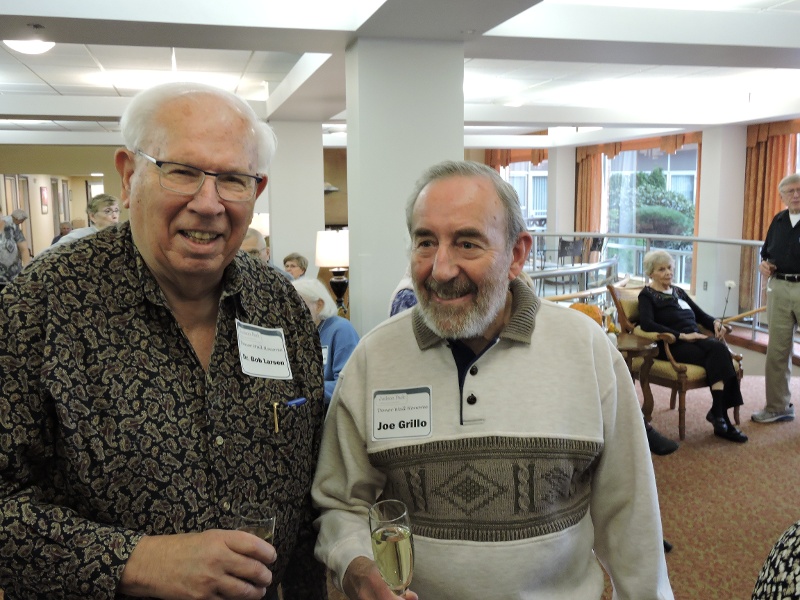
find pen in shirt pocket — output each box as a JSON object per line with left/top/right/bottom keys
{"left": 271, "top": 397, "right": 307, "bottom": 433}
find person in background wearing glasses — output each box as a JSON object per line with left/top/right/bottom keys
{"left": 241, "top": 226, "right": 293, "bottom": 280}
{"left": 283, "top": 252, "right": 309, "bottom": 279}
{"left": 50, "top": 193, "right": 120, "bottom": 248}
{"left": 0, "top": 82, "right": 327, "bottom": 600}
{"left": 753, "top": 172, "right": 800, "bottom": 424}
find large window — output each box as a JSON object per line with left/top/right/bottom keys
{"left": 501, "top": 160, "right": 548, "bottom": 229}
{"left": 602, "top": 144, "right": 698, "bottom": 283}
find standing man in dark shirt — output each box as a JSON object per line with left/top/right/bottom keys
{"left": 754, "top": 172, "right": 800, "bottom": 424}
{"left": 0, "top": 82, "right": 327, "bottom": 599}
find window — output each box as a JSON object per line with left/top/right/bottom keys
{"left": 501, "top": 160, "right": 548, "bottom": 229}
{"left": 602, "top": 144, "right": 698, "bottom": 283}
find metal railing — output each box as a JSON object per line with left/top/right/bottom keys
{"left": 528, "top": 230, "right": 769, "bottom": 341}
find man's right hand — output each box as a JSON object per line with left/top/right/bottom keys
{"left": 119, "top": 530, "right": 276, "bottom": 599}
{"left": 342, "top": 556, "right": 418, "bottom": 600}
{"left": 759, "top": 260, "right": 777, "bottom": 278}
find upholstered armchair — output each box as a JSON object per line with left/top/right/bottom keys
{"left": 606, "top": 284, "right": 743, "bottom": 440}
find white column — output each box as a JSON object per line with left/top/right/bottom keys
{"left": 346, "top": 38, "right": 464, "bottom": 334}
{"left": 547, "top": 145, "right": 577, "bottom": 234}
{"left": 694, "top": 124, "right": 748, "bottom": 315}
{"left": 263, "top": 121, "right": 325, "bottom": 278}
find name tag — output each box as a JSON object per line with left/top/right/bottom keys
{"left": 236, "top": 319, "right": 293, "bottom": 380}
{"left": 372, "top": 387, "right": 432, "bottom": 440}
{"left": 677, "top": 299, "right": 691, "bottom": 311}
{"left": 321, "top": 345, "right": 329, "bottom": 366}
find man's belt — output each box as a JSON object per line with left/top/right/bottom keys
{"left": 775, "top": 273, "right": 800, "bottom": 282}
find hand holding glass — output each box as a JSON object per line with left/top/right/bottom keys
{"left": 234, "top": 502, "right": 276, "bottom": 544}
{"left": 369, "top": 499, "right": 414, "bottom": 595}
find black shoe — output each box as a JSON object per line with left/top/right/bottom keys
{"left": 646, "top": 426, "right": 679, "bottom": 455}
{"left": 663, "top": 539, "right": 673, "bottom": 553}
{"left": 707, "top": 412, "right": 748, "bottom": 443}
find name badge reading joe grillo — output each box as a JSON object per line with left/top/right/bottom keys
{"left": 236, "top": 319, "right": 293, "bottom": 380}
{"left": 372, "top": 387, "right": 432, "bottom": 441}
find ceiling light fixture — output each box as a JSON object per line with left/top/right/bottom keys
{"left": 3, "top": 39, "right": 55, "bottom": 54}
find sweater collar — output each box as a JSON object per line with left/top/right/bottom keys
{"left": 412, "top": 276, "right": 540, "bottom": 350}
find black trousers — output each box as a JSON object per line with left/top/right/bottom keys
{"left": 658, "top": 337, "right": 743, "bottom": 409}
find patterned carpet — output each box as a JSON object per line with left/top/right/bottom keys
{"left": 627, "top": 374, "right": 800, "bottom": 600}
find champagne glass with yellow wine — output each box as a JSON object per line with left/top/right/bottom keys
{"left": 368, "top": 499, "right": 414, "bottom": 596}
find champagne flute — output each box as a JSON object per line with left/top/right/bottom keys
{"left": 234, "top": 502, "right": 276, "bottom": 544}
{"left": 368, "top": 499, "right": 414, "bottom": 596}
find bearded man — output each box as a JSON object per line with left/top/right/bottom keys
{"left": 311, "top": 160, "right": 674, "bottom": 600}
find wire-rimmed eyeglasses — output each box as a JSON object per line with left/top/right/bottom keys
{"left": 781, "top": 187, "right": 800, "bottom": 198}
{"left": 136, "top": 150, "right": 263, "bottom": 202}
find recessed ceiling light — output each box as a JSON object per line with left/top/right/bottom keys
{"left": 3, "top": 39, "right": 55, "bottom": 54}
{"left": 90, "top": 173, "right": 104, "bottom": 177}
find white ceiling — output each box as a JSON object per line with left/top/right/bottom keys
{"left": 2, "top": 0, "right": 800, "bottom": 149}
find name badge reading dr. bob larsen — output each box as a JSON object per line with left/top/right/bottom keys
{"left": 236, "top": 319, "right": 293, "bottom": 380}
{"left": 372, "top": 387, "right": 432, "bottom": 441}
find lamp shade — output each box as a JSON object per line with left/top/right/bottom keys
{"left": 315, "top": 230, "right": 349, "bottom": 268}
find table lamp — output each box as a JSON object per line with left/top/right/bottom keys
{"left": 315, "top": 229, "right": 349, "bottom": 314}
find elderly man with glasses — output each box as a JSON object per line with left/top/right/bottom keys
{"left": 0, "top": 82, "right": 327, "bottom": 600}
{"left": 753, "top": 173, "right": 800, "bottom": 424}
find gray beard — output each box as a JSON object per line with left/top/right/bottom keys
{"left": 414, "top": 269, "right": 510, "bottom": 340}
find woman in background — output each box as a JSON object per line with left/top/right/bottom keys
{"left": 283, "top": 252, "right": 308, "bottom": 279}
{"left": 638, "top": 249, "right": 747, "bottom": 443}
{"left": 51, "top": 194, "right": 120, "bottom": 248}
{"left": 292, "top": 278, "right": 360, "bottom": 407}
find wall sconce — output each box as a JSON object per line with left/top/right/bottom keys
{"left": 316, "top": 229, "right": 349, "bottom": 314}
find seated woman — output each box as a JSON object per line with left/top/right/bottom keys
{"left": 638, "top": 249, "right": 747, "bottom": 443}
{"left": 292, "top": 278, "right": 360, "bottom": 407}
{"left": 283, "top": 252, "right": 308, "bottom": 279}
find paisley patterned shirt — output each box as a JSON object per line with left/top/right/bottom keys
{"left": 0, "top": 222, "right": 327, "bottom": 599}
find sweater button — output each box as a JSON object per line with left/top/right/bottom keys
{"left": 469, "top": 365, "right": 478, "bottom": 376}
{"left": 467, "top": 394, "right": 477, "bottom": 405}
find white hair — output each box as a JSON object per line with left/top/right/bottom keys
{"left": 120, "top": 81, "right": 277, "bottom": 173}
{"left": 292, "top": 278, "right": 338, "bottom": 320}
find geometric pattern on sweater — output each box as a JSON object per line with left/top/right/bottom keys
{"left": 370, "top": 435, "right": 602, "bottom": 543}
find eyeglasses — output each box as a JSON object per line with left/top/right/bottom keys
{"left": 136, "top": 150, "right": 263, "bottom": 202}
{"left": 781, "top": 187, "right": 800, "bottom": 197}
{"left": 99, "top": 207, "right": 120, "bottom": 216}
{"left": 246, "top": 248, "right": 266, "bottom": 258}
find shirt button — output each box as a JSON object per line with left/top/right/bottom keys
{"left": 215, "top": 436, "right": 224, "bottom": 446}
{"left": 467, "top": 394, "right": 477, "bottom": 405}
{"left": 469, "top": 366, "right": 478, "bottom": 376}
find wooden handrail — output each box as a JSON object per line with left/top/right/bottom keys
{"left": 721, "top": 306, "right": 766, "bottom": 325}
{"left": 543, "top": 274, "right": 630, "bottom": 303}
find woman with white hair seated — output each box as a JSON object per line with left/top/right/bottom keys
{"left": 292, "top": 278, "right": 360, "bottom": 407}
{"left": 638, "top": 249, "right": 747, "bottom": 443}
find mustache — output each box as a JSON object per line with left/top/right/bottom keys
{"left": 424, "top": 276, "right": 477, "bottom": 299}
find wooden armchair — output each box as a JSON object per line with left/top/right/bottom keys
{"left": 606, "top": 284, "right": 743, "bottom": 440}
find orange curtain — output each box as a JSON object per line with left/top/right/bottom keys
{"left": 575, "top": 152, "right": 602, "bottom": 232}
{"left": 485, "top": 148, "right": 549, "bottom": 169}
{"left": 738, "top": 121, "right": 799, "bottom": 310}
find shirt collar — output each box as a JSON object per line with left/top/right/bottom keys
{"left": 412, "top": 276, "right": 540, "bottom": 350}
{"left": 115, "top": 222, "right": 247, "bottom": 312}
